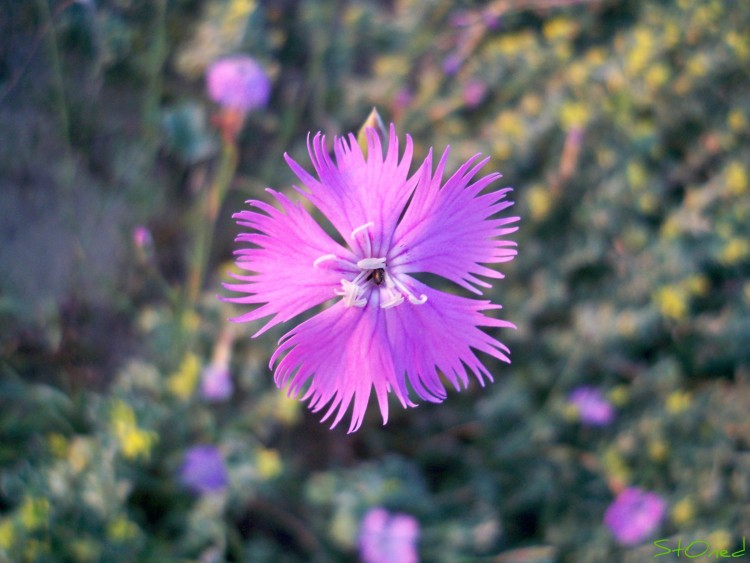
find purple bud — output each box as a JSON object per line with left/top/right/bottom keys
{"left": 206, "top": 55, "right": 271, "bottom": 113}
{"left": 200, "top": 363, "right": 233, "bottom": 402}
{"left": 132, "top": 226, "right": 153, "bottom": 250}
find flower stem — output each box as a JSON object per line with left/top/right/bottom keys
{"left": 186, "top": 140, "right": 238, "bottom": 307}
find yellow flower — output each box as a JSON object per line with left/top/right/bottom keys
{"left": 256, "top": 448, "right": 282, "bottom": 480}
{"left": 626, "top": 28, "right": 655, "bottom": 76}
{"left": 527, "top": 185, "right": 552, "bottom": 222}
{"left": 585, "top": 47, "right": 606, "bottom": 66}
{"left": 608, "top": 385, "right": 630, "bottom": 407}
{"left": 20, "top": 497, "right": 50, "bottom": 531}
{"left": 645, "top": 63, "right": 670, "bottom": 90}
{"left": 726, "top": 31, "right": 750, "bottom": 60}
{"left": 707, "top": 530, "right": 733, "bottom": 552}
{"left": 662, "top": 21, "right": 681, "bottom": 48}
{"left": 648, "top": 439, "right": 668, "bottom": 462}
{"left": 520, "top": 94, "right": 542, "bottom": 117}
{"left": 68, "top": 437, "right": 93, "bottom": 473}
{"left": 654, "top": 286, "right": 688, "bottom": 320}
{"left": 666, "top": 390, "right": 691, "bottom": 414}
{"left": 719, "top": 238, "right": 750, "bottom": 265}
{"left": 119, "top": 427, "right": 157, "bottom": 461}
{"left": 543, "top": 17, "right": 577, "bottom": 42}
{"left": 728, "top": 110, "right": 747, "bottom": 133}
{"left": 373, "top": 55, "right": 410, "bottom": 79}
{"left": 167, "top": 353, "right": 201, "bottom": 400}
{"left": 627, "top": 162, "right": 648, "bottom": 190}
{"left": 274, "top": 393, "right": 301, "bottom": 426}
{"left": 111, "top": 400, "right": 157, "bottom": 461}
{"left": 660, "top": 216, "right": 682, "bottom": 239}
{"left": 0, "top": 519, "right": 15, "bottom": 550}
{"left": 568, "top": 61, "right": 589, "bottom": 88}
{"left": 181, "top": 310, "right": 201, "bottom": 333}
{"left": 725, "top": 162, "right": 748, "bottom": 196}
{"left": 685, "top": 275, "right": 709, "bottom": 297}
{"left": 492, "top": 139, "right": 513, "bottom": 161}
{"left": 686, "top": 53, "right": 708, "bottom": 77}
{"left": 559, "top": 102, "right": 589, "bottom": 131}
{"left": 671, "top": 497, "right": 696, "bottom": 525}
{"left": 494, "top": 111, "right": 524, "bottom": 140}
{"left": 107, "top": 515, "right": 139, "bottom": 542}
{"left": 637, "top": 193, "right": 657, "bottom": 214}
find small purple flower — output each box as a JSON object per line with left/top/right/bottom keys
{"left": 442, "top": 53, "right": 463, "bottom": 75}
{"left": 359, "top": 508, "right": 419, "bottom": 563}
{"left": 206, "top": 55, "right": 270, "bottom": 113}
{"left": 604, "top": 487, "right": 666, "bottom": 546}
{"left": 225, "top": 125, "right": 519, "bottom": 432}
{"left": 463, "top": 79, "right": 487, "bottom": 108}
{"left": 569, "top": 386, "right": 614, "bottom": 426}
{"left": 200, "top": 363, "right": 233, "bottom": 401}
{"left": 179, "top": 445, "right": 228, "bottom": 494}
{"left": 132, "top": 225, "right": 153, "bottom": 249}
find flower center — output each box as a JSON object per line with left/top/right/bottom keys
{"left": 313, "top": 223, "right": 427, "bottom": 309}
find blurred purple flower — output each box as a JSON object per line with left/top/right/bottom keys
{"left": 206, "top": 55, "right": 270, "bottom": 113}
{"left": 569, "top": 386, "right": 614, "bottom": 426}
{"left": 179, "top": 445, "right": 228, "bottom": 494}
{"left": 442, "top": 53, "right": 462, "bottom": 75}
{"left": 200, "top": 363, "right": 233, "bottom": 401}
{"left": 359, "top": 508, "right": 419, "bottom": 563}
{"left": 463, "top": 79, "right": 487, "bottom": 108}
{"left": 224, "top": 125, "right": 519, "bottom": 432}
{"left": 604, "top": 487, "right": 666, "bottom": 545}
{"left": 132, "top": 225, "right": 152, "bottom": 249}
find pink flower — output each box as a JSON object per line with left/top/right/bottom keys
{"left": 463, "top": 79, "right": 487, "bottom": 108}
{"left": 224, "top": 125, "right": 519, "bottom": 432}
{"left": 359, "top": 508, "right": 419, "bottom": 563}
{"left": 569, "top": 386, "right": 614, "bottom": 426}
{"left": 604, "top": 487, "right": 666, "bottom": 545}
{"left": 206, "top": 55, "right": 270, "bottom": 113}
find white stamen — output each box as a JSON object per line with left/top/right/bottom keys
{"left": 335, "top": 279, "right": 367, "bottom": 308}
{"left": 350, "top": 222, "right": 374, "bottom": 239}
{"left": 350, "top": 222, "right": 374, "bottom": 257}
{"left": 380, "top": 288, "right": 404, "bottom": 309}
{"left": 313, "top": 254, "right": 337, "bottom": 267}
{"left": 390, "top": 275, "right": 428, "bottom": 306}
{"left": 357, "top": 257, "right": 386, "bottom": 270}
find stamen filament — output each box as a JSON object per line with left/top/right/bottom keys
{"left": 350, "top": 222, "right": 374, "bottom": 257}
{"left": 350, "top": 222, "right": 374, "bottom": 239}
{"left": 313, "top": 254, "right": 337, "bottom": 267}
{"left": 389, "top": 275, "right": 428, "bottom": 305}
{"left": 357, "top": 257, "right": 386, "bottom": 270}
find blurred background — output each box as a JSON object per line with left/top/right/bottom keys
{"left": 1, "top": 0, "right": 749, "bottom": 561}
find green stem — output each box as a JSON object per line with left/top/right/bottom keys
{"left": 186, "top": 141, "right": 238, "bottom": 308}
{"left": 142, "top": 0, "right": 168, "bottom": 145}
